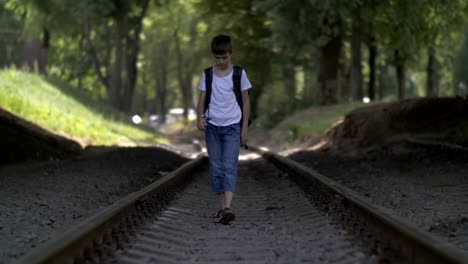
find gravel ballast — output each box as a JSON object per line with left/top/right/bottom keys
{"left": 289, "top": 141, "right": 468, "bottom": 251}
{"left": 1, "top": 141, "right": 467, "bottom": 263}
{"left": 0, "top": 147, "right": 188, "bottom": 264}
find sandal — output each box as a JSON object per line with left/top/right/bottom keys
{"left": 213, "top": 209, "right": 223, "bottom": 223}
{"left": 221, "top": 208, "right": 235, "bottom": 225}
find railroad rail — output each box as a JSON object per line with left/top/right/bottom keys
{"left": 250, "top": 146, "right": 468, "bottom": 264}
{"left": 15, "top": 148, "right": 468, "bottom": 263}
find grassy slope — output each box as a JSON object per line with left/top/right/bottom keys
{"left": 276, "top": 103, "right": 364, "bottom": 138}
{"left": 251, "top": 103, "right": 366, "bottom": 147}
{"left": 0, "top": 69, "right": 167, "bottom": 146}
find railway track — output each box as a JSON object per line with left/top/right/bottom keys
{"left": 16, "top": 148, "right": 468, "bottom": 264}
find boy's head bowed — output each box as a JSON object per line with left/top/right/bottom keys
{"left": 211, "top": 35, "right": 232, "bottom": 55}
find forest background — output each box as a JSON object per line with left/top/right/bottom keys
{"left": 2, "top": 0, "right": 468, "bottom": 132}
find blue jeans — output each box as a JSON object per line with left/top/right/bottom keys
{"left": 205, "top": 122, "right": 241, "bottom": 193}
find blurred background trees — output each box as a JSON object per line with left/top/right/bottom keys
{"left": 2, "top": 0, "right": 468, "bottom": 125}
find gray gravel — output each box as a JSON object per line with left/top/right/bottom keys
{"left": 2, "top": 141, "right": 467, "bottom": 263}
{"left": 0, "top": 146, "right": 188, "bottom": 264}
{"left": 289, "top": 141, "right": 468, "bottom": 251}
{"left": 112, "top": 159, "right": 377, "bottom": 263}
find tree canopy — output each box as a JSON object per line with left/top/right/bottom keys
{"left": 2, "top": 0, "right": 468, "bottom": 123}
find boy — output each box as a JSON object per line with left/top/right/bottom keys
{"left": 197, "top": 35, "right": 252, "bottom": 225}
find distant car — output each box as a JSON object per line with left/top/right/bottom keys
{"left": 147, "top": 108, "right": 196, "bottom": 127}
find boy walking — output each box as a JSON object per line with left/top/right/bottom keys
{"left": 197, "top": 35, "right": 252, "bottom": 225}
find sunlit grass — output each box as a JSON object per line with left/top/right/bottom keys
{"left": 0, "top": 69, "right": 168, "bottom": 146}
{"left": 261, "top": 103, "right": 366, "bottom": 143}
{"left": 286, "top": 104, "right": 360, "bottom": 139}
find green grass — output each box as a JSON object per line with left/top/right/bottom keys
{"left": 269, "top": 103, "right": 366, "bottom": 142}
{"left": 0, "top": 69, "right": 168, "bottom": 146}
{"left": 290, "top": 105, "right": 359, "bottom": 138}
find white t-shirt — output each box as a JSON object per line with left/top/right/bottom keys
{"left": 199, "top": 67, "right": 252, "bottom": 126}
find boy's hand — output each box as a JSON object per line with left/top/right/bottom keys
{"left": 241, "top": 128, "right": 248, "bottom": 146}
{"left": 197, "top": 117, "right": 207, "bottom": 131}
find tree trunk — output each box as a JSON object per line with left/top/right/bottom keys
{"left": 303, "top": 66, "right": 311, "bottom": 102}
{"left": 83, "top": 16, "right": 109, "bottom": 89}
{"left": 396, "top": 65, "right": 406, "bottom": 99}
{"left": 182, "top": 77, "right": 193, "bottom": 121}
{"left": 395, "top": 49, "right": 406, "bottom": 100}
{"left": 123, "top": 38, "right": 136, "bottom": 112}
{"left": 302, "top": 63, "right": 316, "bottom": 103}
{"left": 368, "top": 37, "right": 377, "bottom": 100}
{"left": 351, "top": 13, "right": 363, "bottom": 102}
{"left": 153, "top": 37, "right": 169, "bottom": 124}
{"left": 426, "top": 48, "right": 438, "bottom": 97}
{"left": 338, "top": 62, "right": 350, "bottom": 102}
{"left": 23, "top": 35, "right": 47, "bottom": 74}
{"left": 174, "top": 23, "right": 198, "bottom": 122}
{"left": 39, "top": 27, "right": 49, "bottom": 74}
{"left": 123, "top": 0, "right": 150, "bottom": 112}
{"left": 155, "top": 64, "right": 168, "bottom": 124}
{"left": 109, "top": 11, "right": 125, "bottom": 110}
{"left": 174, "top": 30, "right": 189, "bottom": 121}
{"left": 281, "top": 60, "right": 296, "bottom": 102}
{"left": 76, "top": 34, "right": 85, "bottom": 90}
{"left": 318, "top": 34, "right": 342, "bottom": 105}
{"left": 377, "top": 64, "right": 387, "bottom": 100}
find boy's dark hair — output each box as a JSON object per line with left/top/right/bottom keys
{"left": 211, "top": 35, "right": 232, "bottom": 55}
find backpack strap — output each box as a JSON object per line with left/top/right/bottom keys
{"left": 232, "top": 65, "right": 243, "bottom": 112}
{"left": 203, "top": 67, "right": 213, "bottom": 115}
{"left": 204, "top": 65, "right": 251, "bottom": 127}
{"left": 232, "top": 65, "right": 252, "bottom": 128}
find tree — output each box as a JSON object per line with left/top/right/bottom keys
{"left": 419, "top": 0, "right": 468, "bottom": 97}
{"left": 198, "top": 0, "right": 272, "bottom": 119}
{"left": 350, "top": 8, "right": 363, "bottom": 102}
{"left": 375, "top": 0, "right": 427, "bottom": 99}
{"left": 454, "top": 30, "right": 468, "bottom": 96}
{"left": 168, "top": 1, "right": 201, "bottom": 121}
{"left": 0, "top": 1, "right": 25, "bottom": 68}
{"left": 21, "top": 0, "right": 155, "bottom": 111}
{"left": 262, "top": 0, "right": 373, "bottom": 105}
{"left": 84, "top": 0, "right": 151, "bottom": 112}
{"left": 8, "top": 0, "right": 154, "bottom": 111}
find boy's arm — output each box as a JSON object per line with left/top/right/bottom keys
{"left": 197, "top": 91, "right": 207, "bottom": 131}
{"left": 241, "top": 90, "right": 250, "bottom": 145}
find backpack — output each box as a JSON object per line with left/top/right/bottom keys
{"left": 203, "top": 65, "right": 252, "bottom": 127}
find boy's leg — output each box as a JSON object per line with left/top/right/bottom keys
{"left": 221, "top": 123, "right": 240, "bottom": 215}
{"left": 217, "top": 192, "right": 226, "bottom": 208}
{"left": 205, "top": 123, "right": 224, "bottom": 209}
{"left": 221, "top": 123, "right": 240, "bottom": 193}
{"left": 224, "top": 191, "right": 234, "bottom": 209}
{"left": 213, "top": 192, "right": 225, "bottom": 223}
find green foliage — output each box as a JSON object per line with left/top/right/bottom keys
{"left": 257, "top": 102, "right": 303, "bottom": 129}
{"left": 0, "top": 69, "right": 167, "bottom": 145}
{"left": 286, "top": 104, "right": 361, "bottom": 141}
{"left": 255, "top": 103, "right": 364, "bottom": 144}
{"left": 256, "top": 76, "right": 319, "bottom": 129}
{"left": 0, "top": 1, "right": 25, "bottom": 67}
{"left": 454, "top": 30, "right": 468, "bottom": 96}
{"left": 3, "top": 0, "right": 468, "bottom": 130}
{"left": 198, "top": 0, "right": 273, "bottom": 119}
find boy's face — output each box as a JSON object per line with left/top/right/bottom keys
{"left": 212, "top": 52, "right": 232, "bottom": 70}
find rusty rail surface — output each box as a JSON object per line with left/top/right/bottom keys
{"left": 15, "top": 155, "right": 207, "bottom": 264}
{"left": 13, "top": 144, "right": 468, "bottom": 264}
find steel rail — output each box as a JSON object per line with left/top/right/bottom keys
{"left": 250, "top": 146, "right": 468, "bottom": 264}
{"left": 13, "top": 144, "right": 468, "bottom": 264}
{"left": 15, "top": 155, "right": 207, "bottom": 264}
